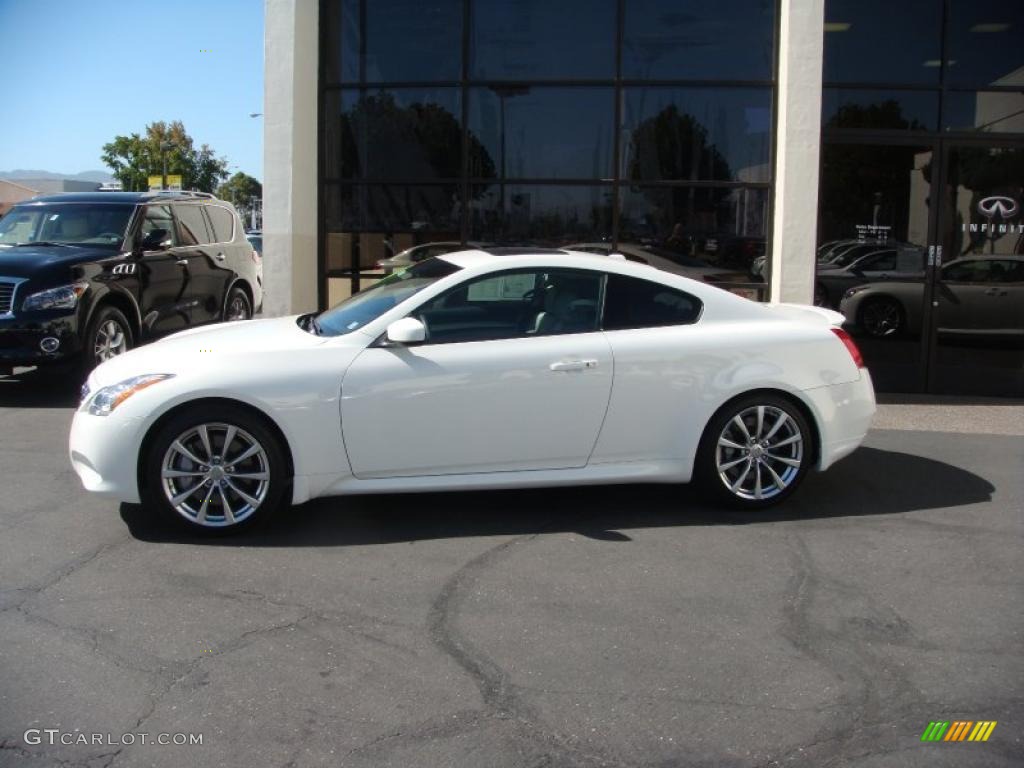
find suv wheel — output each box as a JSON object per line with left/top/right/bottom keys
{"left": 141, "top": 403, "right": 289, "bottom": 534}
{"left": 225, "top": 286, "right": 252, "bottom": 321}
{"left": 84, "top": 305, "right": 133, "bottom": 371}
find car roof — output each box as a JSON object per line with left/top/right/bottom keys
{"left": 23, "top": 191, "right": 225, "bottom": 204}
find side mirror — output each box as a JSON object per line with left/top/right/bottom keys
{"left": 137, "top": 228, "right": 170, "bottom": 253}
{"left": 386, "top": 317, "right": 426, "bottom": 345}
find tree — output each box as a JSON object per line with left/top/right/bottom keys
{"left": 101, "top": 121, "right": 230, "bottom": 193}
{"left": 217, "top": 172, "right": 263, "bottom": 222}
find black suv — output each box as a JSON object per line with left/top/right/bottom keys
{"left": 0, "top": 191, "right": 263, "bottom": 375}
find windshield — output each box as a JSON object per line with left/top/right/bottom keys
{"left": 0, "top": 203, "right": 134, "bottom": 248}
{"left": 314, "top": 258, "right": 462, "bottom": 336}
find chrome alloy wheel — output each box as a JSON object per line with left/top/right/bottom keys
{"left": 94, "top": 319, "right": 128, "bottom": 361}
{"left": 715, "top": 405, "right": 804, "bottom": 501}
{"left": 226, "top": 293, "right": 251, "bottom": 321}
{"left": 160, "top": 423, "right": 270, "bottom": 527}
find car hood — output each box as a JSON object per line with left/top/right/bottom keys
{"left": 0, "top": 244, "right": 114, "bottom": 277}
{"left": 88, "top": 315, "right": 334, "bottom": 388}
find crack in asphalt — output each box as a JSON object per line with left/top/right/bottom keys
{"left": 342, "top": 528, "right": 624, "bottom": 767}
{"left": 772, "top": 528, "right": 938, "bottom": 766}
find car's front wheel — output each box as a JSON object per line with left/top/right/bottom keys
{"left": 83, "top": 305, "right": 134, "bottom": 372}
{"left": 141, "top": 404, "right": 289, "bottom": 534}
{"left": 696, "top": 394, "right": 814, "bottom": 509}
{"left": 858, "top": 297, "right": 903, "bottom": 338}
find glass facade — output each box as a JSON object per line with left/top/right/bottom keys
{"left": 819, "top": 0, "right": 1024, "bottom": 396}
{"left": 320, "top": 0, "right": 777, "bottom": 303}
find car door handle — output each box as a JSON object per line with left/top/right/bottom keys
{"left": 215, "top": 252, "right": 226, "bottom": 261}
{"left": 549, "top": 359, "right": 598, "bottom": 372}
{"left": 175, "top": 258, "right": 189, "bottom": 267}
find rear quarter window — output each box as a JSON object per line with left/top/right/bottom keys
{"left": 206, "top": 205, "right": 236, "bottom": 243}
{"left": 602, "top": 273, "right": 702, "bottom": 330}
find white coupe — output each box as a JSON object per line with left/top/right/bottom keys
{"left": 70, "top": 249, "right": 876, "bottom": 534}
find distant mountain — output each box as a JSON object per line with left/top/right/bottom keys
{"left": 0, "top": 169, "right": 113, "bottom": 183}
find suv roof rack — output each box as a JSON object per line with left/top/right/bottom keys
{"left": 145, "top": 190, "right": 217, "bottom": 200}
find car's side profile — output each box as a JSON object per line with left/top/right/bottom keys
{"left": 69, "top": 250, "right": 875, "bottom": 534}
{"left": 0, "top": 191, "right": 262, "bottom": 375}
{"left": 840, "top": 255, "right": 1024, "bottom": 338}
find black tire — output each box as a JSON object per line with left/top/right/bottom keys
{"left": 141, "top": 403, "right": 290, "bottom": 535}
{"left": 857, "top": 296, "right": 904, "bottom": 338}
{"left": 694, "top": 393, "right": 815, "bottom": 510}
{"left": 224, "top": 285, "right": 252, "bottom": 321}
{"left": 83, "top": 305, "right": 134, "bottom": 372}
{"left": 813, "top": 282, "right": 830, "bottom": 308}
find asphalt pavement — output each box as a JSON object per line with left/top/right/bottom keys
{"left": 0, "top": 369, "right": 1021, "bottom": 768}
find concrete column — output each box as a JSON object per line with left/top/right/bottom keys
{"left": 263, "top": 0, "right": 318, "bottom": 316}
{"left": 770, "top": 0, "right": 825, "bottom": 304}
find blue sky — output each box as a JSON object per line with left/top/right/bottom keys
{"left": 0, "top": 0, "right": 264, "bottom": 179}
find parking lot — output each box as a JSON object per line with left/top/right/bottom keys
{"left": 1, "top": 370, "right": 1021, "bottom": 768}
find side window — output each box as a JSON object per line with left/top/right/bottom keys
{"left": 864, "top": 251, "right": 897, "bottom": 271}
{"left": 206, "top": 205, "right": 235, "bottom": 243}
{"left": 991, "top": 260, "right": 1023, "bottom": 284}
{"left": 414, "top": 269, "right": 602, "bottom": 344}
{"left": 139, "top": 205, "right": 178, "bottom": 248}
{"left": 173, "top": 204, "right": 212, "bottom": 246}
{"left": 602, "top": 274, "right": 702, "bottom": 331}
{"left": 943, "top": 260, "right": 987, "bottom": 283}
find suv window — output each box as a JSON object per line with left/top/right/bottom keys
{"left": 139, "top": 205, "right": 178, "bottom": 248}
{"left": 415, "top": 269, "right": 602, "bottom": 344}
{"left": 174, "top": 204, "right": 212, "bottom": 246}
{"left": 602, "top": 274, "right": 702, "bottom": 330}
{"left": 206, "top": 205, "right": 235, "bottom": 243}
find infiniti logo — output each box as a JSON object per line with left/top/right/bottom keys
{"left": 977, "top": 196, "right": 1019, "bottom": 220}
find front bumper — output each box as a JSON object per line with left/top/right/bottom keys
{"left": 69, "top": 408, "right": 144, "bottom": 503}
{"left": 0, "top": 312, "right": 82, "bottom": 368}
{"left": 804, "top": 369, "right": 876, "bottom": 471}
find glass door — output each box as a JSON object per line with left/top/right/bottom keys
{"left": 817, "top": 142, "right": 936, "bottom": 392}
{"left": 929, "top": 143, "right": 1024, "bottom": 395}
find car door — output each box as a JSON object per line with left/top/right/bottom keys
{"left": 136, "top": 204, "right": 191, "bottom": 335}
{"left": 340, "top": 268, "right": 613, "bottom": 478}
{"left": 937, "top": 259, "right": 993, "bottom": 331}
{"left": 172, "top": 203, "right": 223, "bottom": 325}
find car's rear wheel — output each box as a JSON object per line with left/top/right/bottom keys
{"left": 858, "top": 297, "right": 903, "bottom": 338}
{"left": 84, "top": 305, "right": 133, "bottom": 371}
{"left": 225, "top": 286, "right": 252, "bottom": 321}
{"left": 141, "top": 404, "right": 289, "bottom": 534}
{"left": 696, "top": 394, "right": 814, "bottom": 509}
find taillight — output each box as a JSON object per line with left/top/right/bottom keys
{"left": 831, "top": 327, "right": 865, "bottom": 368}
{"left": 250, "top": 249, "right": 261, "bottom": 264}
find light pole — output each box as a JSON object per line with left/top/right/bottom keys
{"left": 160, "top": 141, "right": 175, "bottom": 190}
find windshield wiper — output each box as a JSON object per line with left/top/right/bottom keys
{"left": 12, "top": 241, "right": 75, "bottom": 248}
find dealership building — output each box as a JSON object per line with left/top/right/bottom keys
{"left": 263, "top": 0, "right": 1023, "bottom": 396}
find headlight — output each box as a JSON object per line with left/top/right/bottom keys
{"left": 22, "top": 282, "right": 88, "bottom": 311}
{"left": 843, "top": 285, "right": 870, "bottom": 299}
{"left": 85, "top": 374, "right": 174, "bottom": 416}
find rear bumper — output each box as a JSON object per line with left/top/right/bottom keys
{"left": 804, "top": 370, "right": 876, "bottom": 471}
